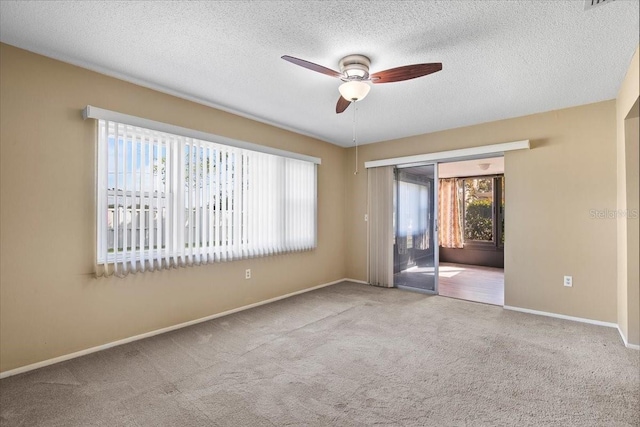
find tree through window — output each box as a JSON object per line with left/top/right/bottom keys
{"left": 460, "top": 176, "right": 504, "bottom": 246}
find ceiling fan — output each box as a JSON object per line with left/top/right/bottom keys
{"left": 282, "top": 54, "right": 442, "bottom": 114}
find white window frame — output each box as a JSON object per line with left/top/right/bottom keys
{"left": 86, "top": 106, "right": 319, "bottom": 274}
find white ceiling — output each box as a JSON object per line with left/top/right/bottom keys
{"left": 1, "top": 1, "right": 638, "bottom": 147}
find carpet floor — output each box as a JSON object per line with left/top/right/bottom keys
{"left": 1, "top": 282, "right": 638, "bottom": 426}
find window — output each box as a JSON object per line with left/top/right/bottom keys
{"left": 460, "top": 176, "right": 504, "bottom": 247}
{"left": 96, "top": 119, "right": 317, "bottom": 276}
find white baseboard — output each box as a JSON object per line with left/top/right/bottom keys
{"left": 504, "top": 305, "right": 639, "bottom": 350}
{"left": 344, "top": 278, "right": 369, "bottom": 285}
{"left": 503, "top": 305, "right": 618, "bottom": 328}
{"left": 617, "top": 325, "right": 640, "bottom": 350}
{"left": 0, "top": 278, "right": 348, "bottom": 380}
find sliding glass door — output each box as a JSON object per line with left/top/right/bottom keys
{"left": 393, "top": 164, "right": 438, "bottom": 293}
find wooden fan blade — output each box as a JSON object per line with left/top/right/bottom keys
{"left": 336, "top": 96, "right": 351, "bottom": 114}
{"left": 370, "top": 63, "right": 442, "bottom": 84}
{"left": 282, "top": 55, "right": 342, "bottom": 78}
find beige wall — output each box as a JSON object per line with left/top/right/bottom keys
{"left": 625, "top": 113, "right": 639, "bottom": 345}
{"left": 345, "top": 101, "right": 619, "bottom": 323}
{"left": 1, "top": 41, "right": 633, "bottom": 374}
{"left": 0, "top": 44, "right": 347, "bottom": 373}
{"left": 616, "top": 45, "right": 639, "bottom": 346}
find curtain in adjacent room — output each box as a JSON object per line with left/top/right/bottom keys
{"left": 367, "top": 166, "right": 394, "bottom": 287}
{"left": 438, "top": 178, "right": 464, "bottom": 248}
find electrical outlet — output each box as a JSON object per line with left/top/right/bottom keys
{"left": 564, "top": 276, "right": 572, "bottom": 287}
{"left": 245, "top": 269, "right": 251, "bottom": 279}
{"left": 364, "top": 214, "right": 368, "bottom": 222}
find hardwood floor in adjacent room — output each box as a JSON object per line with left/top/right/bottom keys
{"left": 438, "top": 262, "right": 504, "bottom": 306}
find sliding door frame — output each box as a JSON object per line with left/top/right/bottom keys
{"left": 365, "top": 139, "right": 530, "bottom": 296}
{"left": 394, "top": 162, "right": 439, "bottom": 295}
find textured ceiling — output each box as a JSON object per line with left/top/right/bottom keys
{"left": 1, "top": 1, "right": 638, "bottom": 147}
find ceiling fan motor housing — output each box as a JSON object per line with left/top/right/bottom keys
{"left": 339, "top": 55, "right": 371, "bottom": 80}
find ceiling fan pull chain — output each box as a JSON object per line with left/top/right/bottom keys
{"left": 353, "top": 103, "right": 358, "bottom": 175}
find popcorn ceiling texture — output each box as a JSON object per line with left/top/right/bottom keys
{"left": 0, "top": 0, "right": 638, "bottom": 147}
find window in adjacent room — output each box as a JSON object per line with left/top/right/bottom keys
{"left": 460, "top": 175, "right": 504, "bottom": 247}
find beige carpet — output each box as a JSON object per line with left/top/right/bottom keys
{"left": 1, "top": 282, "right": 638, "bottom": 426}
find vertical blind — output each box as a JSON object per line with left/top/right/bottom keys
{"left": 367, "top": 166, "right": 394, "bottom": 287}
{"left": 397, "top": 179, "right": 430, "bottom": 249}
{"left": 96, "top": 119, "right": 317, "bottom": 277}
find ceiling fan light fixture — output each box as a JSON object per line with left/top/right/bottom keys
{"left": 339, "top": 81, "right": 371, "bottom": 102}
{"left": 282, "top": 54, "right": 442, "bottom": 114}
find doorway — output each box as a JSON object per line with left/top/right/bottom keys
{"left": 436, "top": 158, "right": 505, "bottom": 306}
{"left": 365, "top": 139, "right": 527, "bottom": 299}
{"left": 390, "top": 160, "right": 505, "bottom": 304}
{"left": 393, "top": 164, "right": 438, "bottom": 293}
